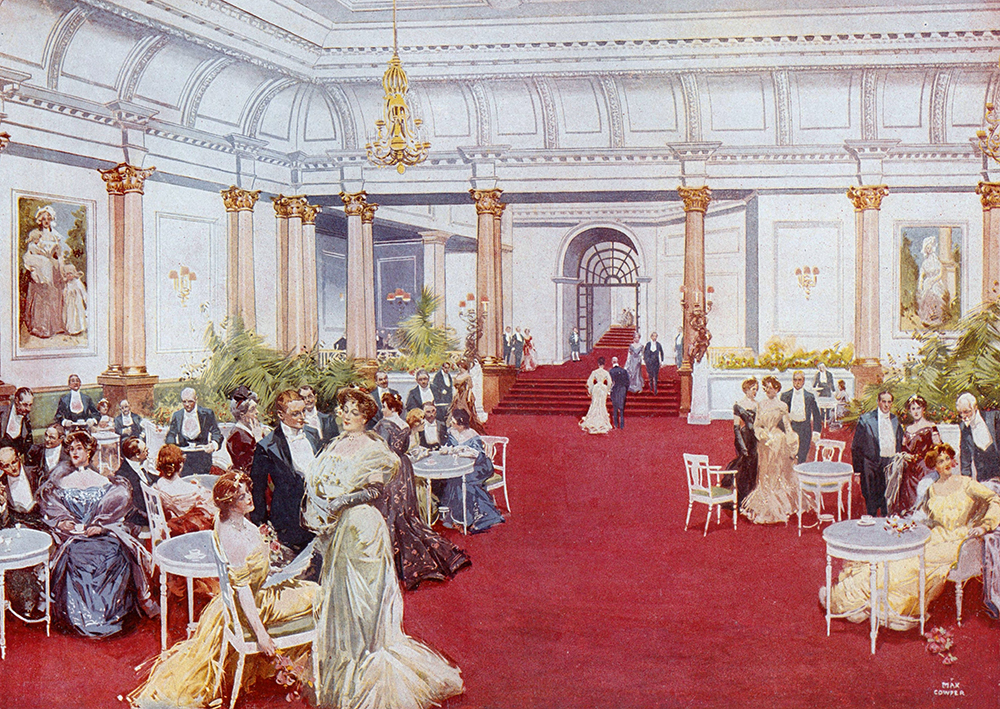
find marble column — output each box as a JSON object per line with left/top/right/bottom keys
{"left": 677, "top": 185, "right": 712, "bottom": 415}
{"left": 341, "top": 191, "right": 377, "bottom": 362}
{"left": 302, "top": 204, "right": 322, "bottom": 348}
{"left": 361, "top": 203, "right": 379, "bottom": 361}
{"left": 847, "top": 185, "right": 889, "bottom": 389}
{"left": 96, "top": 163, "right": 158, "bottom": 415}
{"left": 977, "top": 182, "right": 1000, "bottom": 302}
{"left": 420, "top": 231, "right": 450, "bottom": 328}
{"left": 492, "top": 201, "right": 507, "bottom": 338}
{"left": 272, "top": 195, "right": 309, "bottom": 353}
{"left": 221, "top": 186, "right": 261, "bottom": 331}
{"left": 470, "top": 188, "right": 504, "bottom": 361}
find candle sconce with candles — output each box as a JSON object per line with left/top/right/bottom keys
{"left": 168, "top": 265, "right": 197, "bottom": 307}
{"left": 387, "top": 287, "right": 412, "bottom": 316}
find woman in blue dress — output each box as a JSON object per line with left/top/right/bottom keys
{"left": 38, "top": 430, "right": 157, "bottom": 637}
{"left": 442, "top": 409, "right": 505, "bottom": 533}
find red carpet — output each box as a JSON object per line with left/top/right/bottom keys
{"left": 495, "top": 327, "right": 681, "bottom": 416}
{"left": 3, "top": 416, "right": 999, "bottom": 708}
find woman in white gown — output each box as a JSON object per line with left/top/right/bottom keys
{"left": 740, "top": 375, "right": 801, "bottom": 524}
{"left": 303, "top": 388, "right": 463, "bottom": 709}
{"left": 580, "top": 357, "right": 613, "bottom": 434}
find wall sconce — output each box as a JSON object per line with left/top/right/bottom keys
{"left": 794, "top": 266, "right": 819, "bottom": 299}
{"left": 168, "top": 265, "right": 197, "bottom": 307}
{"left": 387, "top": 287, "right": 412, "bottom": 314}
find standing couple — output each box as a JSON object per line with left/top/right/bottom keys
{"left": 580, "top": 357, "right": 630, "bottom": 433}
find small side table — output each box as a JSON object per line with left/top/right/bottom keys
{"left": 153, "top": 530, "right": 218, "bottom": 649}
{"left": 795, "top": 461, "right": 854, "bottom": 536}
{"left": 412, "top": 452, "right": 474, "bottom": 535}
{"left": 823, "top": 520, "right": 930, "bottom": 654}
{"left": 0, "top": 527, "right": 52, "bottom": 660}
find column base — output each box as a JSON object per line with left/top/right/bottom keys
{"left": 480, "top": 361, "right": 518, "bottom": 414}
{"left": 97, "top": 373, "right": 159, "bottom": 417}
{"left": 678, "top": 366, "right": 693, "bottom": 415}
{"left": 851, "top": 361, "right": 884, "bottom": 395}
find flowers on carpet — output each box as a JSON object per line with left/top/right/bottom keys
{"left": 924, "top": 626, "right": 956, "bottom": 664}
{"left": 272, "top": 652, "right": 313, "bottom": 702}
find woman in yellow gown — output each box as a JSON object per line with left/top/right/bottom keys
{"left": 827, "top": 443, "right": 1000, "bottom": 629}
{"left": 129, "top": 471, "right": 319, "bottom": 708}
{"left": 303, "top": 388, "right": 463, "bottom": 709}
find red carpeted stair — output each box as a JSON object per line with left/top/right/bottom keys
{"left": 493, "top": 326, "right": 680, "bottom": 416}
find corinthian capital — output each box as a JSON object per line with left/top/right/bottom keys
{"left": 847, "top": 185, "right": 889, "bottom": 211}
{"left": 99, "top": 162, "right": 156, "bottom": 195}
{"left": 976, "top": 182, "right": 1000, "bottom": 210}
{"left": 302, "top": 204, "right": 322, "bottom": 225}
{"left": 361, "top": 203, "right": 378, "bottom": 224}
{"left": 221, "top": 186, "right": 261, "bottom": 212}
{"left": 678, "top": 185, "right": 712, "bottom": 213}
{"left": 339, "top": 190, "right": 368, "bottom": 217}
{"left": 272, "top": 194, "right": 309, "bottom": 219}
{"left": 470, "top": 188, "right": 504, "bottom": 215}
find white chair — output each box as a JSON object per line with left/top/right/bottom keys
{"left": 814, "top": 439, "right": 845, "bottom": 463}
{"left": 947, "top": 478, "right": 1000, "bottom": 625}
{"left": 210, "top": 535, "right": 319, "bottom": 709}
{"left": 480, "top": 435, "right": 511, "bottom": 514}
{"left": 140, "top": 481, "right": 170, "bottom": 553}
{"left": 683, "top": 453, "right": 737, "bottom": 537}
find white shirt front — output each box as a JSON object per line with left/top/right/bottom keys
{"left": 120, "top": 413, "right": 134, "bottom": 428}
{"left": 181, "top": 410, "right": 201, "bottom": 440}
{"left": 5, "top": 411, "right": 24, "bottom": 440}
{"left": 69, "top": 390, "right": 84, "bottom": 414}
{"left": 423, "top": 421, "right": 440, "bottom": 445}
{"left": 790, "top": 388, "right": 806, "bottom": 421}
{"left": 970, "top": 412, "right": 995, "bottom": 451}
{"left": 44, "top": 445, "right": 62, "bottom": 471}
{"left": 281, "top": 423, "right": 315, "bottom": 475}
{"left": 878, "top": 411, "right": 896, "bottom": 457}
{"left": 417, "top": 386, "right": 434, "bottom": 404}
{"left": 304, "top": 408, "right": 321, "bottom": 435}
{"left": 6, "top": 464, "right": 35, "bottom": 512}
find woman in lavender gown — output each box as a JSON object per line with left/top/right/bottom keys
{"left": 625, "top": 332, "right": 645, "bottom": 394}
{"left": 38, "top": 430, "right": 157, "bottom": 637}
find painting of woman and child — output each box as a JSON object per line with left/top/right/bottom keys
{"left": 15, "top": 194, "right": 93, "bottom": 356}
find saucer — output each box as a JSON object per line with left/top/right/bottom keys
{"left": 857, "top": 518, "right": 876, "bottom": 527}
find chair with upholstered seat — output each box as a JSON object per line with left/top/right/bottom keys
{"left": 683, "top": 453, "right": 737, "bottom": 537}
{"left": 210, "top": 534, "right": 319, "bottom": 709}
{"left": 480, "top": 435, "right": 511, "bottom": 514}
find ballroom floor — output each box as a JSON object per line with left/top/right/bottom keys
{"left": 2, "top": 415, "right": 998, "bottom": 709}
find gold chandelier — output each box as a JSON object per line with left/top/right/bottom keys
{"left": 366, "top": 0, "right": 430, "bottom": 174}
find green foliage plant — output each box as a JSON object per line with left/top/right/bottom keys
{"left": 392, "top": 287, "right": 459, "bottom": 371}
{"left": 714, "top": 336, "right": 854, "bottom": 372}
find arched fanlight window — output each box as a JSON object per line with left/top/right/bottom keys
{"left": 579, "top": 241, "right": 639, "bottom": 284}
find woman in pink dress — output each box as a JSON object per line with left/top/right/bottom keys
{"left": 521, "top": 328, "right": 538, "bottom": 371}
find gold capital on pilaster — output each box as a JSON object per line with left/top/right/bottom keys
{"left": 470, "top": 188, "right": 504, "bottom": 215}
{"left": 847, "top": 184, "right": 889, "bottom": 211}
{"left": 678, "top": 185, "right": 712, "bottom": 213}
{"left": 0, "top": 131, "right": 10, "bottom": 153}
{"left": 221, "top": 186, "right": 261, "bottom": 212}
{"left": 361, "top": 203, "right": 378, "bottom": 224}
{"left": 339, "top": 190, "right": 368, "bottom": 217}
{"left": 302, "top": 204, "right": 322, "bottom": 225}
{"left": 976, "top": 182, "right": 1000, "bottom": 210}
{"left": 272, "top": 194, "right": 309, "bottom": 218}
{"left": 100, "top": 162, "right": 156, "bottom": 195}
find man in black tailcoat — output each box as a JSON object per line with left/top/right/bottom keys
{"left": 609, "top": 357, "right": 630, "bottom": 430}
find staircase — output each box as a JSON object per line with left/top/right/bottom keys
{"left": 492, "top": 326, "right": 681, "bottom": 417}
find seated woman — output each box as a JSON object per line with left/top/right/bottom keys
{"left": 226, "top": 392, "right": 264, "bottom": 475}
{"left": 374, "top": 392, "right": 470, "bottom": 590}
{"left": 93, "top": 398, "right": 114, "bottom": 432}
{"left": 449, "top": 361, "right": 486, "bottom": 435}
{"left": 37, "top": 430, "right": 157, "bottom": 637}
{"left": 129, "top": 470, "right": 319, "bottom": 709}
{"left": 824, "top": 443, "right": 1000, "bottom": 629}
{"left": 442, "top": 409, "right": 505, "bottom": 533}
{"left": 154, "top": 444, "right": 217, "bottom": 536}
{"left": 302, "top": 388, "right": 463, "bottom": 709}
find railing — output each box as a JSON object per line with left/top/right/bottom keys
{"left": 316, "top": 348, "right": 401, "bottom": 368}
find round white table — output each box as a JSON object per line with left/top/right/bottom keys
{"left": 796, "top": 460, "right": 854, "bottom": 536}
{"left": 822, "top": 520, "right": 930, "bottom": 654}
{"left": 153, "top": 529, "right": 218, "bottom": 649}
{"left": 0, "top": 527, "right": 51, "bottom": 660}
{"left": 411, "top": 452, "right": 475, "bottom": 535}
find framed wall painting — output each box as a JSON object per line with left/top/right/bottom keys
{"left": 11, "top": 191, "right": 98, "bottom": 360}
{"left": 895, "top": 222, "right": 965, "bottom": 336}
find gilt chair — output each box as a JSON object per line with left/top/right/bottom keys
{"left": 683, "top": 453, "right": 737, "bottom": 537}
{"left": 480, "top": 435, "right": 511, "bottom": 514}
{"left": 210, "top": 534, "right": 319, "bottom": 709}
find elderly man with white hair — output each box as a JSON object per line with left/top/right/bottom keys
{"left": 957, "top": 392, "right": 1000, "bottom": 481}
{"left": 165, "top": 387, "right": 222, "bottom": 476}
